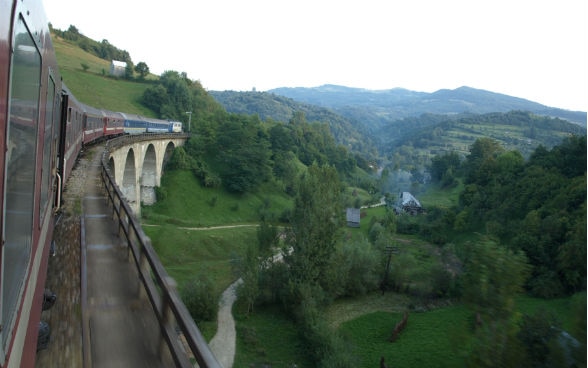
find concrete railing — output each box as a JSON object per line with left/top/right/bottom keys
{"left": 100, "top": 134, "right": 221, "bottom": 368}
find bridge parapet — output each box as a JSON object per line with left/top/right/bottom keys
{"left": 99, "top": 134, "right": 222, "bottom": 368}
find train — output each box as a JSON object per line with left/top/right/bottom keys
{"left": 0, "top": 1, "right": 182, "bottom": 366}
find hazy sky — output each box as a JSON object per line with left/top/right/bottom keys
{"left": 44, "top": 0, "right": 587, "bottom": 111}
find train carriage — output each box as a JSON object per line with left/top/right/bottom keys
{"left": 104, "top": 110, "right": 125, "bottom": 137}
{"left": 121, "top": 113, "right": 181, "bottom": 134}
{"left": 82, "top": 103, "right": 105, "bottom": 144}
{"left": 1, "top": 1, "right": 63, "bottom": 366}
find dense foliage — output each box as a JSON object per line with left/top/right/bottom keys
{"left": 210, "top": 90, "right": 379, "bottom": 160}
{"left": 443, "top": 135, "right": 586, "bottom": 297}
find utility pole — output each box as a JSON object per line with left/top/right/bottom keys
{"left": 381, "top": 245, "right": 399, "bottom": 294}
{"left": 185, "top": 111, "right": 192, "bottom": 133}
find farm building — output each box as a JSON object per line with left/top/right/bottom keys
{"left": 110, "top": 60, "right": 127, "bottom": 77}
{"left": 394, "top": 192, "right": 424, "bottom": 215}
{"left": 346, "top": 208, "right": 361, "bottom": 227}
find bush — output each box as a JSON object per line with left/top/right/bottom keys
{"left": 297, "top": 298, "right": 358, "bottom": 368}
{"left": 334, "top": 239, "right": 380, "bottom": 297}
{"left": 181, "top": 276, "right": 218, "bottom": 323}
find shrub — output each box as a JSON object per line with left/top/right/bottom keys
{"left": 181, "top": 276, "right": 218, "bottom": 323}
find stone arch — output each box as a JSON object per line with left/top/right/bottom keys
{"left": 122, "top": 148, "right": 137, "bottom": 206}
{"left": 141, "top": 144, "right": 157, "bottom": 205}
{"left": 162, "top": 141, "right": 176, "bottom": 173}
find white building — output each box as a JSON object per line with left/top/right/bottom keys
{"left": 110, "top": 60, "right": 127, "bottom": 77}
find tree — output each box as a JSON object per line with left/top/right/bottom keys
{"left": 462, "top": 239, "right": 530, "bottom": 367}
{"left": 464, "top": 137, "right": 504, "bottom": 185}
{"left": 285, "top": 163, "right": 344, "bottom": 295}
{"left": 124, "top": 61, "right": 134, "bottom": 79}
{"left": 333, "top": 238, "right": 380, "bottom": 296}
{"left": 134, "top": 62, "right": 150, "bottom": 80}
{"left": 238, "top": 243, "right": 260, "bottom": 316}
{"left": 430, "top": 151, "right": 462, "bottom": 185}
{"left": 142, "top": 84, "right": 169, "bottom": 113}
{"left": 462, "top": 239, "right": 529, "bottom": 320}
{"left": 215, "top": 115, "right": 272, "bottom": 193}
{"left": 181, "top": 276, "right": 218, "bottom": 323}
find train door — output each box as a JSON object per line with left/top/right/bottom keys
{"left": 54, "top": 92, "right": 68, "bottom": 210}
{"left": 40, "top": 74, "right": 59, "bottom": 220}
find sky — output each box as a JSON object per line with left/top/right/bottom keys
{"left": 43, "top": 0, "right": 587, "bottom": 112}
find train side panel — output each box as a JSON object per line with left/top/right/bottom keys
{"left": 0, "top": 0, "right": 63, "bottom": 367}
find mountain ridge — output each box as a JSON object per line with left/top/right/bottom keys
{"left": 266, "top": 84, "right": 586, "bottom": 127}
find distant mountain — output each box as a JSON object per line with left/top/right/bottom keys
{"left": 268, "top": 85, "right": 587, "bottom": 128}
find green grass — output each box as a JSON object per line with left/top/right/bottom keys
{"left": 339, "top": 295, "right": 581, "bottom": 368}
{"left": 418, "top": 181, "right": 464, "bottom": 209}
{"left": 143, "top": 224, "right": 255, "bottom": 291}
{"left": 233, "top": 305, "right": 313, "bottom": 367}
{"left": 341, "top": 307, "right": 469, "bottom": 368}
{"left": 142, "top": 170, "right": 292, "bottom": 228}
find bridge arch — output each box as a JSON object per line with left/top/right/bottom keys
{"left": 141, "top": 144, "right": 157, "bottom": 205}
{"left": 108, "top": 157, "right": 115, "bottom": 177}
{"left": 122, "top": 148, "right": 137, "bottom": 208}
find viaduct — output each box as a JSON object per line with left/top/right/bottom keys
{"left": 105, "top": 133, "right": 189, "bottom": 215}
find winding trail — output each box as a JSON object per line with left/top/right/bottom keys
{"left": 208, "top": 279, "right": 243, "bottom": 368}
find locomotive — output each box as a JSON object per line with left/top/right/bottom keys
{"left": 0, "top": 0, "right": 182, "bottom": 366}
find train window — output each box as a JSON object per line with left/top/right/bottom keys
{"left": 40, "top": 76, "right": 57, "bottom": 221}
{"left": 1, "top": 15, "right": 41, "bottom": 349}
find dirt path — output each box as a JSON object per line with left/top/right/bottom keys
{"left": 208, "top": 278, "right": 243, "bottom": 368}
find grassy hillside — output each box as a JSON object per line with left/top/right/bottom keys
{"left": 53, "top": 34, "right": 157, "bottom": 116}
